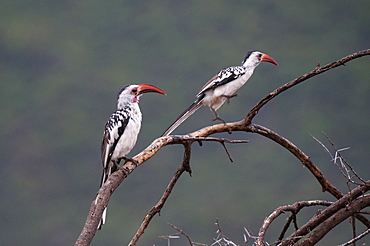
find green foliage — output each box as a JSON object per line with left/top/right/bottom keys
{"left": 0, "top": 1, "right": 369, "bottom": 245}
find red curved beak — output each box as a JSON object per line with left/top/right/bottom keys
{"left": 261, "top": 54, "right": 279, "bottom": 66}
{"left": 137, "top": 84, "right": 166, "bottom": 96}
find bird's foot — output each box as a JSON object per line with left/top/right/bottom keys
{"left": 121, "top": 157, "right": 138, "bottom": 167}
{"left": 212, "top": 117, "right": 232, "bottom": 134}
{"left": 221, "top": 93, "right": 238, "bottom": 104}
{"left": 212, "top": 116, "right": 226, "bottom": 125}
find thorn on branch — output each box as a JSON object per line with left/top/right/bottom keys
{"left": 243, "top": 227, "right": 256, "bottom": 245}
{"left": 213, "top": 219, "right": 238, "bottom": 246}
{"left": 164, "top": 222, "right": 194, "bottom": 246}
{"left": 311, "top": 132, "right": 366, "bottom": 185}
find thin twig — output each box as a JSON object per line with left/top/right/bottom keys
{"left": 128, "top": 145, "right": 191, "bottom": 246}
{"left": 322, "top": 132, "right": 366, "bottom": 184}
{"left": 212, "top": 219, "right": 238, "bottom": 246}
{"left": 310, "top": 133, "right": 354, "bottom": 183}
{"left": 243, "top": 227, "right": 256, "bottom": 245}
{"left": 350, "top": 216, "right": 356, "bottom": 246}
{"left": 338, "top": 227, "right": 370, "bottom": 246}
{"left": 167, "top": 223, "right": 194, "bottom": 246}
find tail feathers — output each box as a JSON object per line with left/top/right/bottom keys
{"left": 97, "top": 207, "right": 107, "bottom": 230}
{"left": 97, "top": 162, "right": 117, "bottom": 230}
{"left": 161, "top": 99, "right": 203, "bottom": 136}
{"left": 100, "top": 161, "right": 118, "bottom": 187}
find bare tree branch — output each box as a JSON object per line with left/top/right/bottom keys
{"left": 297, "top": 194, "right": 370, "bottom": 246}
{"left": 256, "top": 200, "right": 333, "bottom": 245}
{"left": 280, "top": 183, "right": 370, "bottom": 246}
{"left": 248, "top": 124, "right": 370, "bottom": 229}
{"left": 76, "top": 136, "right": 247, "bottom": 246}
{"left": 75, "top": 49, "right": 370, "bottom": 246}
{"left": 339, "top": 227, "right": 370, "bottom": 246}
{"left": 322, "top": 132, "right": 366, "bottom": 184}
{"left": 243, "top": 49, "right": 370, "bottom": 125}
{"left": 213, "top": 219, "right": 238, "bottom": 246}
{"left": 166, "top": 222, "right": 194, "bottom": 246}
{"left": 129, "top": 143, "right": 192, "bottom": 246}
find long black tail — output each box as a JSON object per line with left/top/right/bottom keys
{"left": 161, "top": 98, "right": 203, "bottom": 136}
{"left": 96, "top": 162, "right": 117, "bottom": 230}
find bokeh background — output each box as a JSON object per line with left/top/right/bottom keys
{"left": 1, "top": 1, "right": 369, "bottom": 245}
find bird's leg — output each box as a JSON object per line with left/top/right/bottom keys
{"left": 211, "top": 108, "right": 232, "bottom": 134}
{"left": 111, "top": 160, "right": 120, "bottom": 173}
{"left": 210, "top": 107, "right": 226, "bottom": 124}
{"left": 221, "top": 93, "right": 238, "bottom": 104}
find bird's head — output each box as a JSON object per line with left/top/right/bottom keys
{"left": 242, "top": 51, "right": 279, "bottom": 68}
{"left": 117, "top": 84, "right": 166, "bottom": 109}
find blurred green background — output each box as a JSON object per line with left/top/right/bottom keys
{"left": 1, "top": 1, "right": 369, "bottom": 245}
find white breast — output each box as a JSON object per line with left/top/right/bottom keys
{"left": 111, "top": 104, "right": 142, "bottom": 160}
{"left": 203, "top": 71, "right": 253, "bottom": 111}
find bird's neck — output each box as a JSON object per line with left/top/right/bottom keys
{"left": 242, "top": 59, "right": 260, "bottom": 71}
{"left": 129, "top": 103, "right": 142, "bottom": 122}
{"left": 117, "top": 103, "right": 142, "bottom": 121}
{"left": 118, "top": 101, "right": 139, "bottom": 112}
{"left": 243, "top": 63, "right": 258, "bottom": 72}
{"left": 117, "top": 97, "right": 137, "bottom": 109}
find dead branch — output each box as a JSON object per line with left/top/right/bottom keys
{"left": 214, "top": 218, "right": 238, "bottom": 246}
{"left": 297, "top": 194, "right": 370, "bottom": 246}
{"left": 279, "top": 182, "right": 370, "bottom": 246}
{"left": 256, "top": 200, "right": 333, "bottom": 245}
{"left": 128, "top": 137, "right": 249, "bottom": 245}
{"left": 339, "top": 227, "right": 370, "bottom": 246}
{"left": 243, "top": 49, "right": 370, "bottom": 125}
{"left": 167, "top": 223, "right": 194, "bottom": 245}
{"left": 160, "top": 223, "right": 208, "bottom": 246}
{"left": 128, "top": 143, "right": 192, "bottom": 246}
{"left": 75, "top": 49, "right": 370, "bottom": 246}
{"left": 322, "top": 132, "right": 366, "bottom": 184}
{"left": 248, "top": 124, "right": 370, "bottom": 229}
{"left": 76, "top": 136, "right": 247, "bottom": 246}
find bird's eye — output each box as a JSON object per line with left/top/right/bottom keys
{"left": 132, "top": 88, "right": 138, "bottom": 94}
{"left": 257, "top": 53, "right": 262, "bottom": 59}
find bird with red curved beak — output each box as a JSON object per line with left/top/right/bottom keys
{"left": 161, "top": 51, "right": 278, "bottom": 136}
{"left": 97, "top": 84, "right": 166, "bottom": 229}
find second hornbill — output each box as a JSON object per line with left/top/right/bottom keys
{"left": 161, "top": 51, "right": 278, "bottom": 136}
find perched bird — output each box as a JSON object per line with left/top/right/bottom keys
{"left": 161, "top": 51, "right": 278, "bottom": 136}
{"left": 97, "top": 84, "right": 166, "bottom": 229}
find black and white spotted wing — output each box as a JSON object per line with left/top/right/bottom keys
{"left": 100, "top": 108, "right": 130, "bottom": 185}
{"left": 197, "top": 66, "right": 246, "bottom": 96}
{"left": 161, "top": 66, "right": 247, "bottom": 137}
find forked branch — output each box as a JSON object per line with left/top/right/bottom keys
{"left": 256, "top": 200, "right": 333, "bottom": 245}
{"left": 75, "top": 49, "right": 370, "bottom": 246}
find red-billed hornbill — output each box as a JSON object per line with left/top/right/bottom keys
{"left": 161, "top": 51, "right": 278, "bottom": 136}
{"left": 97, "top": 84, "right": 166, "bottom": 229}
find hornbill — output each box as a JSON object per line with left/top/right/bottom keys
{"left": 161, "top": 51, "right": 278, "bottom": 136}
{"left": 97, "top": 84, "right": 166, "bottom": 229}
